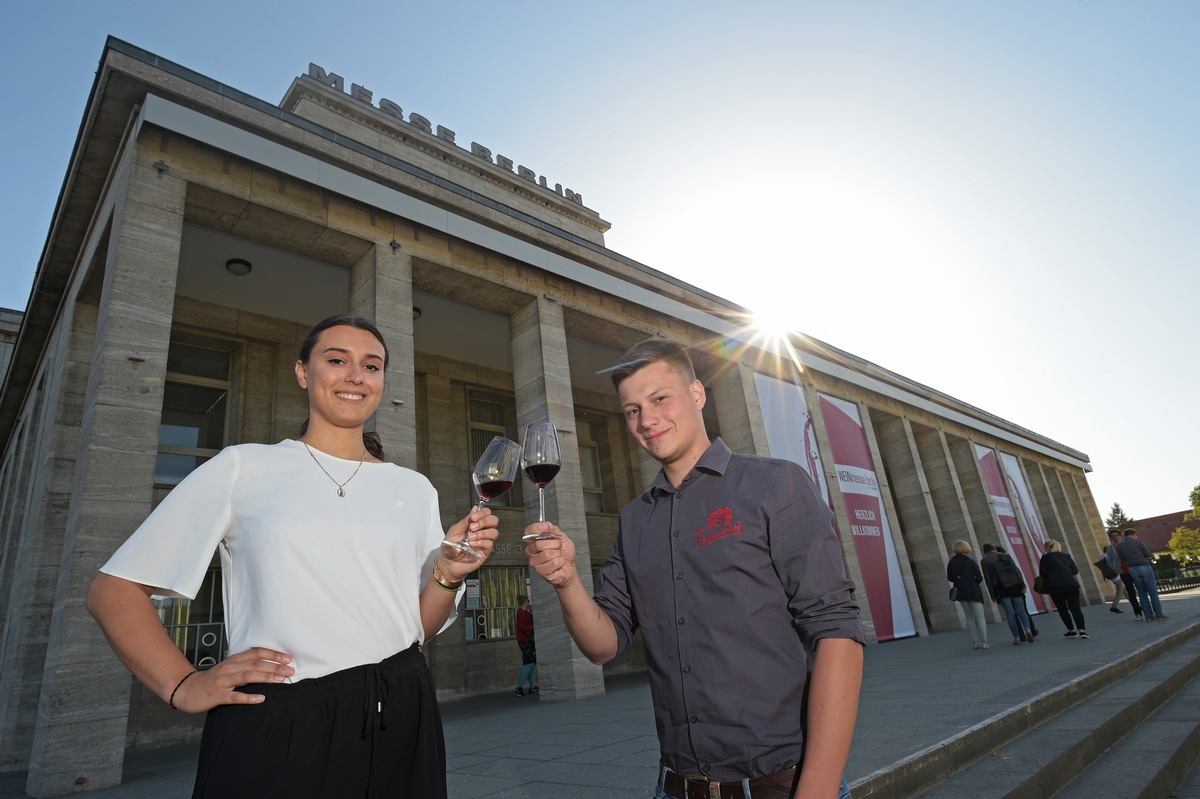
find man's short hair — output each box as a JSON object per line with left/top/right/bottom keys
{"left": 1107, "top": 529, "right": 1121, "bottom": 538}
{"left": 609, "top": 338, "right": 697, "bottom": 390}
{"left": 981, "top": 543, "right": 996, "bottom": 554}
{"left": 1123, "top": 528, "right": 1137, "bottom": 537}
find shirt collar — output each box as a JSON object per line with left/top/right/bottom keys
{"left": 649, "top": 437, "right": 731, "bottom": 496}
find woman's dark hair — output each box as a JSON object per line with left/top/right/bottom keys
{"left": 297, "top": 314, "right": 389, "bottom": 461}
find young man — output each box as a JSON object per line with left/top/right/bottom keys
{"left": 1117, "top": 528, "right": 1167, "bottom": 621}
{"left": 1105, "top": 529, "right": 1141, "bottom": 618}
{"left": 524, "top": 339, "right": 864, "bottom": 799}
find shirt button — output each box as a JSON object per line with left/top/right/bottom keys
{"left": 675, "top": 572, "right": 683, "bottom": 580}
{"left": 677, "top": 617, "right": 685, "bottom": 625}
{"left": 672, "top": 530, "right": 680, "bottom": 537}
{"left": 690, "top": 715, "right": 699, "bottom": 724}
{"left": 682, "top": 665, "right": 691, "bottom": 673}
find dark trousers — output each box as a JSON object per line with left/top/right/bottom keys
{"left": 1120, "top": 572, "right": 1142, "bottom": 615}
{"left": 193, "top": 644, "right": 446, "bottom": 799}
{"left": 1047, "top": 586, "right": 1086, "bottom": 632}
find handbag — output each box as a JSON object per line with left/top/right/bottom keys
{"left": 1094, "top": 556, "right": 1118, "bottom": 580}
{"left": 1033, "top": 575, "right": 1047, "bottom": 594}
{"left": 948, "top": 586, "right": 958, "bottom": 601}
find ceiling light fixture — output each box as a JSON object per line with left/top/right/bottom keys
{"left": 225, "top": 258, "right": 252, "bottom": 276}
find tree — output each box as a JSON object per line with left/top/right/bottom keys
{"left": 1186, "top": 484, "right": 1200, "bottom": 523}
{"left": 1105, "top": 502, "right": 1135, "bottom": 530}
{"left": 1168, "top": 526, "right": 1200, "bottom": 564}
{"left": 1167, "top": 483, "right": 1200, "bottom": 564}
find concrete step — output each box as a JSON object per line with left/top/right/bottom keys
{"left": 1051, "top": 667, "right": 1200, "bottom": 799}
{"left": 909, "top": 632, "right": 1200, "bottom": 799}
{"left": 851, "top": 623, "right": 1200, "bottom": 799}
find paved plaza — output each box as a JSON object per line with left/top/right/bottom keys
{"left": 3, "top": 589, "right": 1199, "bottom": 798}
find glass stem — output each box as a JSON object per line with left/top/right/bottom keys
{"left": 538, "top": 487, "right": 546, "bottom": 522}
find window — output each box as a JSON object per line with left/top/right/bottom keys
{"left": 153, "top": 341, "right": 233, "bottom": 666}
{"left": 465, "top": 566, "right": 528, "bottom": 642}
{"left": 577, "top": 416, "right": 607, "bottom": 513}
{"left": 155, "top": 343, "right": 232, "bottom": 485}
{"left": 158, "top": 566, "right": 226, "bottom": 668}
{"left": 467, "top": 393, "right": 520, "bottom": 507}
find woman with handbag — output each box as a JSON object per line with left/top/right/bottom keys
{"left": 1039, "top": 539, "right": 1087, "bottom": 639}
{"left": 87, "top": 315, "right": 501, "bottom": 798}
{"left": 947, "top": 540, "right": 989, "bottom": 649}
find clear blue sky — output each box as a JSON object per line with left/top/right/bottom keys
{"left": 3, "top": 1, "right": 1196, "bottom": 522}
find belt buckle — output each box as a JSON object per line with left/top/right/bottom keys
{"left": 683, "top": 774, "right": 720, "bottom": 799}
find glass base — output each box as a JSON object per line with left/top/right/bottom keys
{"left": 441, "top": 538, "right": 481, "bottom": 559}
{"left": 521, "top": 532, "right": 563, "bottom": 542}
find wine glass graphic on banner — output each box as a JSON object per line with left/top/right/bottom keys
{"left": 521, "top": 421, "right": 563, "bottom": 540}
{"left": 442, "top": 436, "right": 520, "bottom": 559}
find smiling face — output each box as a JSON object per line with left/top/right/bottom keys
{"left": 294, "top": 324, "right": 386, "bottom": 436}
{"left": 617, "top": 358, "right": 710, "bottom": 486}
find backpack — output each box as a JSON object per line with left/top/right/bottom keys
{"left": 992, "top": 555, "right": 1023, "bottom": 589}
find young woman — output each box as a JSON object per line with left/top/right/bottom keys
{"left": 1039, "top": 539, "right": 1087, "bottom": 639}
{"left": 947, "top": 539, "right": 990, "bottom": 649}
{"left": 87, "top": 314, "right": 498, "bottom": 798}
{"left": 514, "top": 595, "right": 538, "bottom": 696}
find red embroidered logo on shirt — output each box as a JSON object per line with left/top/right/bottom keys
{"left": 695, "top": 507, "right": 745, "bottom": 549}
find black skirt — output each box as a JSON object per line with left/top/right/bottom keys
{"left": 192, "top": 644, "right": 446, "bottom": 799}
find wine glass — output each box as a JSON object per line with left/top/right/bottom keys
{"left": 442, "top": 436, "right": 521, "bottom": 559}
{"left": 521, "top": 421, "right": 563, "bottom": 540}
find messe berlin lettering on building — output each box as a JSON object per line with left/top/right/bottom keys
{"left": 837, "top": 470, "right": 879, "bottom": 491}
{"left": 307, "top": 64, "right": 585, "bottom": 207}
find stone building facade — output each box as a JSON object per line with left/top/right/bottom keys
{"left": 0, "top": 38, "right": 1106, "bottom": 796}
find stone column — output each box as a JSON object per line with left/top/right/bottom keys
{"left": 510, "top": 296, "right": 603, "bottom": 700}
{"left": 351, "top": 244, "right": 416, "bottom": 470}
{"left": 26, "top": 150, "right": 184, "bottom": 797}
{"left": 1055, "top": 468, "right": 1105, "bottom": 603}
{"left": 707, "top": 361, "right": 768, "bottom": 457}
{"left": 0, "top": 304, "right": 93, "bottom": 769}
{"left": 870, "top": 411, "right": 955, "bottom": 631}
{"left": 1022, "top": 460, "right": 1070, "bottom": 548}
{"left": 909, "top": 426, "right": 986, "bottom": 629}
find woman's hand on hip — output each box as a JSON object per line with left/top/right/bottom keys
{"left": 169, "top": 647, "right": 295, "bottom": 713}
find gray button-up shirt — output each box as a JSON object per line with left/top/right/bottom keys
{"left": 594, "top": 438, "right": 864, "bottom": 781}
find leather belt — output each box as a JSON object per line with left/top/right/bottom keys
{"left": 662, "top": 767, "right": 797, "bottom": 799}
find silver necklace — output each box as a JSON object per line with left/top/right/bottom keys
{"left": 302, "top": 441, "right": 367, "bottom": 498}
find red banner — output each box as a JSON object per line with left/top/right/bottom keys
{"left": 976, "top": 445, "right": 1046, "bottom": 613}
{"left": 819, "top": 394, "right": 916, "bottom": 641}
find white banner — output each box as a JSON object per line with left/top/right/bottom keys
{"left": 752, "top": 373, "right": 832, "bottom": 506}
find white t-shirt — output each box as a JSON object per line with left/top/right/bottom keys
{"left": 101, "top": 439, "right": 460, "bottom": 681}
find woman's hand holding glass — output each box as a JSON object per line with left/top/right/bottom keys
{"left": 442, "top": 436, "right": 518, "bottom": 559}
{"left": 438, "top": 505, "right": 500, "bottom": 576}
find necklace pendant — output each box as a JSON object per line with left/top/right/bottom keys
{"left": 337, "top": 488, "right": 346, "bottom": 498}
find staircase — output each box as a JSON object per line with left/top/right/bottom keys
{"left": 851, "top": 623, "right": 1200, "bottom": 799}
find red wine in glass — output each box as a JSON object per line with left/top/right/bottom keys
{"left": 474, "top": 478, "right": 514, "bottom": 502}
{"left": 442, "top": 436, "right": 520, "bottom": 559}
{"left": 521, "top": 421, "right": 564, "bottom": 540}
{"left": 523, "top": 463, "right": 560, "bottom": 489}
